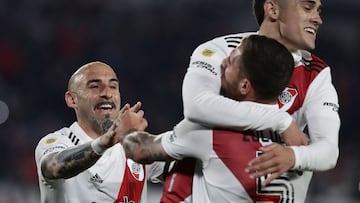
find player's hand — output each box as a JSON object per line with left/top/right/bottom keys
{"left": 129, "top": 101, "right": 142, "bottom": 113}
{"left": 98, "top": 102, "right": 148, "bottom": 147}
{"left": 245, "top": 143, "right": 295, "bottom": 186}
{"left": 98, "top": 123, "right": 118, "bottom": 148}
{"left": 281, "top": 121, "right": 309, "bottom": 146}
{"left": 117, "top": 103, "right": 148, "bottom": 143}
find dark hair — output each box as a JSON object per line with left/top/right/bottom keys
{"left": 252, "top": 0, "right": 266, "bottom": 26}
{"left": 240, "top": 35, "right": 294, "bottom": 101}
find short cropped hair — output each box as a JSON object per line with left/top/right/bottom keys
{"left": 240, "top": 35, "right": 294, "bottom": 101}
{"left": 252, "top": 0, "right": 266, "bottom": 26}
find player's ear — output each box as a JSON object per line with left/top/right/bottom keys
{"left": 264, "top": 0, "right": 280, "bottom": 21}
{"left": 65, "top": 91, "right": 77, "bottom": 108}
{"left": 238, "top": 79, "right": 251, "bottom": 95}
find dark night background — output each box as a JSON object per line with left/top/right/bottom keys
{"left": 0, "top": 0, "right": 358, "bottom": 202}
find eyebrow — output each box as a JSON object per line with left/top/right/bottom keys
{"left": 301, "top": 0, "right": 323, "bottom": 12}
{"left": 301, "top": 0, "right": 322, "bottom": 9}
{"left": 301, "top": 0, "right": 316, "bottom": 3}
{"left": 86, "top": 78, "right": 119, "bottom": 85}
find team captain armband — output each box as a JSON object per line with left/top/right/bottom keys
{"left": 91, "top": 137, "right": 107, "bottom": 155}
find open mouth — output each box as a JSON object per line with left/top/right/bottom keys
{"left": 95, "top": 102, "right": 116, "bottom": 112}
{"left": 305, "top": 27, "right": 316, "bottom": 36}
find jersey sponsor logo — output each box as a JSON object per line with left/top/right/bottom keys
{"left": 278, "top": 87, "right": 298, "bottom": 111}
{"left": 44, "top": 138, "right": 58, "bottom": 144}
{"left": 201, "top": 48, "right": 215, "bottom": 57}
{"left": 191, "top": 61, "right": 217, "bottom": 76}
{"left": 42, "top": 145, "right": 66, "bottom": 156}
{"left": 89, "top": 173, "right": 104, "bottom": 184}
{"left": 323, "top": 102, "right": 339, "bottom": 112}
{"left": 127, "top": 159, "right": 144, "bottom": 181}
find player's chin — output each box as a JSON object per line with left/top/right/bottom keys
{"left": 303, "top": 36, "right": 316, "bottom": 50}
{"left": 95, "top": 112, "right": 115, "bottom": 122}
{"left": 305, "top": 42, "right": 315, "bottom": 50}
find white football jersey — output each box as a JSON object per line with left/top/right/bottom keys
{"left": 162, "top": 119, "right": 310, "bottom": 203}
{"left": 162, "top": 31, "right": 340, "bottom": 203}
{"left": 183, "top": 32, "right": 340, "bottom": 172}
{"left": 35, "top": 122, "right": 164, "bottom": 203}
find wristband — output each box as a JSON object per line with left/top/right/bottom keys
{"left": 91, "top": 137, "right": 107, "bottom": 155}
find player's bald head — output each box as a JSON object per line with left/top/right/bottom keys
{"left": 67, "top": 61, "right": 116, "bottom": 93}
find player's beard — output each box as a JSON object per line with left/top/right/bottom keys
{"left": 94, "top": 114, "right": 113, "bottom": 134}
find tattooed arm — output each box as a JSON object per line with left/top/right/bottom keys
{"left": 40, "top": 122, "right": 118, "bottom": 180}
{"left": 41, "top": 103, "right": 148, "bottom": 180}
{"left": 123, "top": 131, "right": 172, "bottom": 164}
{"left": 41, "top": 143, "right": 101, "bottom": 179}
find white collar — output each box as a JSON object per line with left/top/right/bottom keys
{"left": 69, "top": 122, "right": 93, "bottom": 142}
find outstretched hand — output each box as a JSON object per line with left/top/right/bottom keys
{"left": 245, "top": 143, "right": 295, "bottom": 186}
{"left": 99, "top": 102, "right": 148, "bottom": 147}
{"left": 129, "top": 101, "right": 143, "bottom": 113}
{"left": 117, "top": 102, "right": 148, "bottom": 142}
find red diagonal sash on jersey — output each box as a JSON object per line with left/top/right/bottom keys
{"left": 160, "top": 158, "right": 196, "bottom": 203}
{"left": 114, "top": 158, "right": 146, "bottom": 203}
{"left": 213, "top": 129, "right": 281, "bottom": 202}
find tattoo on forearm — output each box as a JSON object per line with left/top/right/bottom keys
{"left": 123, "top": 132, "right": 171, "bottom": 164}
{"left": 151, "top": 138, "right": 170, "bottom": 161}
{"left": 43, "top": 142, "right": 100, "bottom": 179}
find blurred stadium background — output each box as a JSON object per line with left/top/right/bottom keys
{"left": 0, "top": 0, "right": 359, "bottom": 202}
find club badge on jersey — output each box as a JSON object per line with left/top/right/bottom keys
{"left": 278, "top": 87, "right": 298, "bottom": 111}
{"left": 114, "top": 159, "right": 146, "bottom": 203}
{"left": 127, "top": 159, "right": 144, "bottom": 181}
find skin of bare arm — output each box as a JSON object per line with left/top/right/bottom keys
{"left": 123, "top": 131, "right": 172, "bottom": 164}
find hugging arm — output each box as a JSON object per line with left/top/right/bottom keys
{"left": 245, "top": 68, "right": 340, "bottom": 185}
{"left": 123, "top": 131, "right": 172, "bottom": 164}
{"left": 183, "top": 41, "right": 294, "bottom": 134}
{"left": 183, "top": 50, "right": 306, "bottom": 145}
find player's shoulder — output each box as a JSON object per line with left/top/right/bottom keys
{"left": 291, "top": 50, "right": 332, "bottom": 88}
{"left": 299, "top": 50, "right": 329, "bottom": 72}
{"left": 45, "top": 127, "right": 71, "bottom": 139}
{"left": 36, "top": 127, "right": 71, "bottom": 148}
{"left": 192, "top": 32, "right": 257, "bottom": 58}
{"left": 35, "top": 127, "right": 72, "bottom": 162}
{"left": 214, "top": 32, "right": 257, "bottom": 48}
{"left": 200, "top": 32, "right": 257, "bottom": 49}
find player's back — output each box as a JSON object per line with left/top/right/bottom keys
{"left": 192, "top": 128, "right": 308, "bottom": 203}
